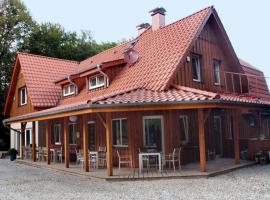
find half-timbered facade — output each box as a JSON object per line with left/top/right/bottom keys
{"left": 3, "top": 6, "right": 270, "bottom": 176}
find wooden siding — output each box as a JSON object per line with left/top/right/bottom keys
{"left": 172, "top": 16, "right": 247, "bottom": 94}
{"left": 9, "top": 65, "right": 36, "bottom": 117}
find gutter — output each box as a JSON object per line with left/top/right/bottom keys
{"left": 3, "top": 98, "right": 270, "bottom": 124}
{"left": 3, "top": 122, "right": 21, "bottom": 134}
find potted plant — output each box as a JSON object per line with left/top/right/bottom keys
{"left": 8, "top": 148, "right": 18, "bottom": 161}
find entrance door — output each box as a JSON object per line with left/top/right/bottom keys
{"left": 213, "top": 116, "right": 223, "bottom": 156}
{"left": 143, "top": 116, "right": 164, "bottom": 152}
{"left": 88, "top": 121, "right": 95, "bottom": 151}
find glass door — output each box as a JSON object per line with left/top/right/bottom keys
{"left": 143, "top": 116, "right": 164, "bottom": 152}
{"left": 88, "top": 121, "right": 95, "bottom": 151}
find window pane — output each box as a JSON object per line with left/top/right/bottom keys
{"left": 69, "top": 124, "right": 76, "bottom": 144}
{"left": 64, "top": 86, "right": 69, "bottom": 94}
{"left": 69, "top": 85, "right": 75, "bottom": 93}
{"left": 179, "top": 118, "right": 186, "bottom": 142}
{"left": 54, "top": 125, "right": 61, "bottom": 144}
{"left": 26, "top": 130, "right": 31, "bottom": 146}
{"left": 144, "top": 118, "right": 162, "bottom": 150}
{"left": 214, "top": 60, "right": 221, "bottom": 84}
{"left": 97, "top": 75, "right": 104, "bottom": 85}
{"left": 112, "top": 120, "right": 121, "bottom": 145}
{"left": 90, "top": 77, "right": 97, "bottom": 87}
{"left": 21, "top": 88, "right": 26, "bottom": 105}
{"left": 121, "top": 119, "right": 128, "bottom": 145}
{"left": 192, "top": 56, "right": 201, "bottom": 81}
{"left": 88, "top": 123, "right": 95, "bottom": 150}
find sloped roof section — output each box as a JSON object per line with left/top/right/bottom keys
{"left": 18, "top": 53, "right": 79, "bottom": 107}
{"left": 239, "top": 58, "right": 270, "bottom": 100}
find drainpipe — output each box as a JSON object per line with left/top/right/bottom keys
{"left": 67, "top": 75, "right": 78, "bottom": 95}
{"left": 96, "top": 64, "right": 109, "bottom": 87}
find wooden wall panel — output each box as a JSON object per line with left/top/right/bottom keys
{"left": 9, "top": 65, "right": 36, "bottom": 117}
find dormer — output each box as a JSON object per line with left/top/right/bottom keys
{"left": 54, "top": 58, "right": 126, "bottom": 98}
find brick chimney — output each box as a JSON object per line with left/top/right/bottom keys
{"left": 149, "top": 7, "right": 166, "bottom": 31}
{"left": 136, "top": 23, "right": 150, "bottom": 35}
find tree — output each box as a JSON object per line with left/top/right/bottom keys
{"left": 0, "top": 0, "right": 34, "bottom": 111}
{"left": 22, "top": 23, "right": 117, "bottom": 61}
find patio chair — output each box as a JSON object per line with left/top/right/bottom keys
{"left": 75, "top": 149, "right": 84, "bottom": 167}
{"left": 36, "top": 147, "right": 44, "bottom": 161}
{"left": 117, "top": 150, "right": 132, "bottom": 171}
{"left": 98, "top": 146, "right": 107, "bottom": 167}
{"left": 163, "top": 148, "right": 181, "bottom": 172}
{"left": 57, "top": 147, "right": 63, "bottom": 163}
{"left": 89, "top": 152, "right": 98, "bottom": 169}
{"left": 138, "top": 148, "right": 149, "bottom": 169}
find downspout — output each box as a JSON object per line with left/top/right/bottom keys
{"left": 67, "top": 75, "right": 78, "bottom": 95}
{"left": 96, "top": 64, "right": 109, "bottom": 87}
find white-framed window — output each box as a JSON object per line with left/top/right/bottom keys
{"left": 191, "top": 54, "right": 201, "bottom": 82}
{"left": 112, "top": 118, "right": 128, "bottom": 147}
{"left": 89, "top": 75, "right": 105, "bottom": 90}
{"left": 213, "top": 59, "right": 221, "bottom": 85}
{"left": 25, "top": 129, "right": 32, "bottom": 146}
{"left": 20, "top": 87, "right": 27, "bottom": 106}
{"left": 54, "top": 124, "right": 61, "bottom": 145}
{"left": 179, "top": 115, "right": 189, "bottom": 144}
{"left": 63, "top": 84, "right": 75, "bottom": 96}
{"left": 69, "top": 123, "right": 77, "bottom": 145}
{"left": 143, "top": 116, "right": 164, "bottom": 151}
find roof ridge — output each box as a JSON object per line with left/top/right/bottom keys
{"left": 161, "top": 5, "right": 213, "bottom": 30}
{"left": 17, "top": 52, "right": 80, "bottom": 64}
{"left": 79, "top": 39, "right": 135, "bottom": 65}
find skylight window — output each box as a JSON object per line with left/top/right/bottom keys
{"left": 89, "top": 75, "right": 105, "bottom": 90}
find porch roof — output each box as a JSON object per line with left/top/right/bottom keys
{"left": 3, "top": 85, "right": 270, "bottom": 124}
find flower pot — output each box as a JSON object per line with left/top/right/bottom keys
{"left": 10, "top": 154, "right": 17, "bottom": 161}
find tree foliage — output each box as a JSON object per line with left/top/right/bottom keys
{"left": 21, "top": 23, "right": 117, "bottom": 61}
{"left": 0, "top": 0, "right": 34, "bottom": 111}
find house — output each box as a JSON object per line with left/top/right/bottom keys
{"left": 3, "top": 6, "right": 270, "bottom": 176}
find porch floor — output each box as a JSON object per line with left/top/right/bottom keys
{"left": 16, "top": 158, "right": 256, "bottom": 181}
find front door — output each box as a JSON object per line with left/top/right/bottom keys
{"left": 88, "top": 121, "right": 95, "bottom": 151}
{"left": 143, "top": 116, "right": 164, "bottom": 152}
{"left": 214, "top": 116, "right": 223, "bottom": 156}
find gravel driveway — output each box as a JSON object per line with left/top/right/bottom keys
{"left": 0, "top": 159, "right": 270, "bottom": 200}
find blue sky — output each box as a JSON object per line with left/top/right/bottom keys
{"left": 22, "top": 0, "right": 270, "bottom": 80}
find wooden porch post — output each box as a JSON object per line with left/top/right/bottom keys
{"left": 64, "top": 117, "right": 69, "bottom": 168}
{"left": 198, "top": 109, "right": 206, "bottom": 172}
{"left": 232, "top": 110, "right": 240, "bottom": 164}
{"left": 46, "top": 120, "right": 51, "bottom": 165}
{"left": 32, "top": 121, "right": 36, "bottom": 162}
{"left": 21, "top": 123, "right": 26, "bottom": 159}
{"left": 82, "top": 115, "right": 89, "bottom": 172}
{"left": 105, "top": 112, "right": 113, "bottom": 176}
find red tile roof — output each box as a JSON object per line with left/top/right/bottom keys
{"left": 18, "top": 53, "right": 79, "bottom": 107}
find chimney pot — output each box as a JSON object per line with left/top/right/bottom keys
{"left": 149, "top": 7, "right": 166, "bottom": 31}
{"left": 136, "top": 23, "right": 150, "bottom": 35}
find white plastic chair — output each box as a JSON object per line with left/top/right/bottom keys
{"left": 98, "top": 146, "right": 107, "bottom": 167}
{"left": 117, "top": 150, "right": 132, "bottom": 171}
{"left": 76, "top": 149, "right": 84, "bottom": 167}
{"left": 163, "top": 148, "right": 181, "bottom": 172}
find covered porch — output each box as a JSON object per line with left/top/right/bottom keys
{"left": 16, "top": 104, "right": 246, "bottom": 177}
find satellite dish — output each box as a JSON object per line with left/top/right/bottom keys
{"left": 124, "top": 49, "right": 139, "bottom": 65}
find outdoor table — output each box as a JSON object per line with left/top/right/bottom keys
{"left": 139, "top": 152, "right": 162, "bottom": 173}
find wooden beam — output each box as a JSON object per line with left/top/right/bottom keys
{"left": 198, "top": 109, "right": 206, "bottom": 172}
{"left": 46, "top": 120, "right": 51, "bottom": 165}
{"left": 232, "top": 110, "right": 240, "bottom": 164}
{"left": 32, "top": 121, "right": 36, "bottom": 162}
{"left": 82, "top": 115, "right": 89, "bottom": 172}
{"left": 21, "top": 122, "right": 26, "bottom": 159}
{"left": 64, "top": 117, "right": 69, "bottom": 168}
{"left": 96, "top": 113, "right": 106, "bottom": 128}
{"left": 105, "top": 112, "right": 113, "bottom": 176}
{"left": 8, "top": 102, "right": 262, "bottom": 124}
